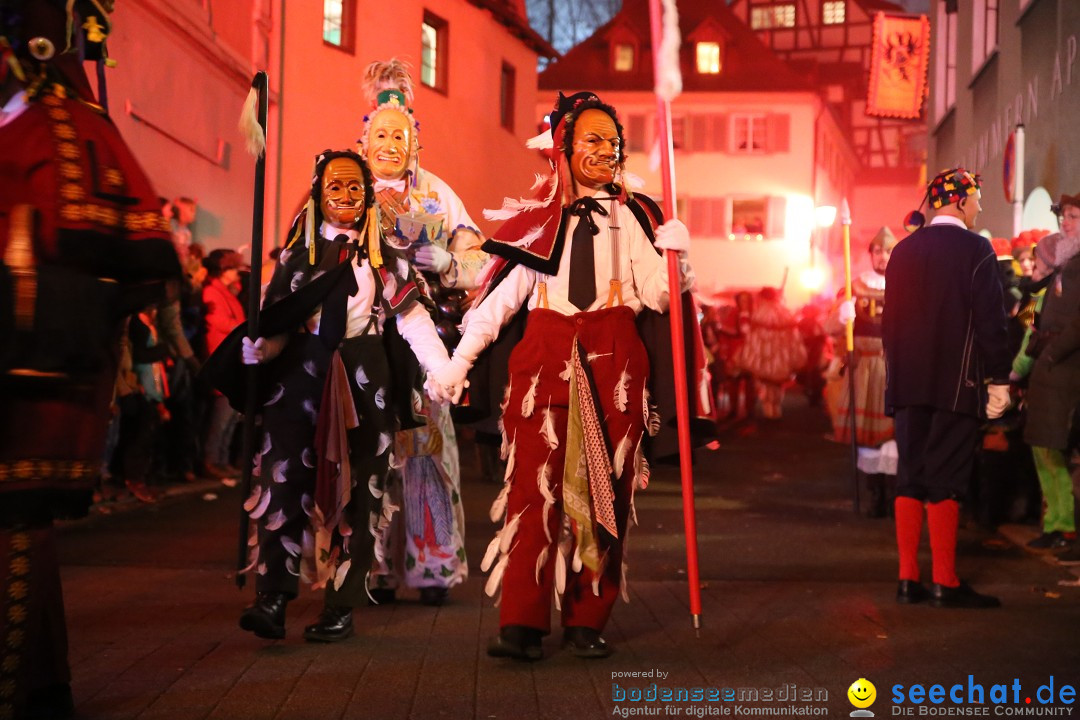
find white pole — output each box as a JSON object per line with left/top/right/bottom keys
{"left": 1013, "top": 124, "right": 1025, "bottom": 237}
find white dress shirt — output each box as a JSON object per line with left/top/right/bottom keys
{"left": 305, "top": 223, "right": 447, "bottom": 372}
{"left": 456, "top": 190, "right": 695, "bottom": 364}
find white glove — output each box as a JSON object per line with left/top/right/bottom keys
{"left": 413, "top": 245, "right": 452, "bottom": 274}
{"left": 985, "top": 383, "right": 1011, "bottom": 419}
{"left": 241, "top": 335, "right": 285, "bottom": 365}
{"left": 838, "top": 299, "right": 856, "bottom": 325}
{"left": 654, "top": 219, "right": 691, "bottom": 254}
{"left": 432, "top": 355, "right": 471, "bottom": 404}
{"left": 424, "top": 373, "right": 454, "bottom": 404}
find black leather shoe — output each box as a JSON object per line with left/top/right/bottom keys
{"left": 487, "top": 625, "right": 543, "bottom": 661}
{"left": 563, "top": 626, "right": 613, "bottom": 658}
{"left": 930, "top": 581, "right": 1001, "bottom": 609}
{"left": 27, "top": 682, "right": 75, "bottom": 719}
{"left": 896, "top": 580, "right": 930, "bottom": 604}
{"left": 419, "top": 586, "right": 449, "bottom": 606}
{"left": 1027, "top": 531, "right": 1063, "bottom": 550}
{"left": 303, "top": 605, "right": 355, "bottom": 642}
{"left": 368, "top": 587, "right": 397, "bottom": 605}
{"left": 239, "top": 592, "right": 288, "bottom": 639}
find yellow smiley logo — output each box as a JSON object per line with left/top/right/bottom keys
{"left": 848, "top": 678, "right": 877, "bottom": 709}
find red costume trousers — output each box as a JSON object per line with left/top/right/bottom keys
{"left": 497, "top": 306, "right": 649, "bottom": 634}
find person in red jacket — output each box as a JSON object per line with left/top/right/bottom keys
{"left": 202, "top": 249, "right": 245, "bottom": 477}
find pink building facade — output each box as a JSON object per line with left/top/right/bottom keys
{"left": 92, "top": 0, "right": 551, "bottom": 256}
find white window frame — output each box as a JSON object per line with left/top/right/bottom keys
{"left": 750, "top": 3, "right": 796, "bottom": 30}
{"left": 933, "top": 2, "right": 957, "bottom": 123}
{"left": 731, "top": 113, "right": 768, "bottom": 154}
{"left": 971, "top": 0, "right": 998, "bottom": 75}
{"left": 614, "top": 43, "right": 635, "bottom": 72}
{"left": 822, "top": 1, "right": 846, "bottom": 25}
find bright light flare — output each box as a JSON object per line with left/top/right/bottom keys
{"left": 799, "top": 265, "right": 826, "bottom": 292}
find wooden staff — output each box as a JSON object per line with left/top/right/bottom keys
{"left": 236, "top": 71, "right": 269, "bottom": 588}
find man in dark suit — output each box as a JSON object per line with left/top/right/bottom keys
{"left": 882, "top": 168, "right": 1011, "bottom": 609}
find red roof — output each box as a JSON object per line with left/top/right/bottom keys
{"left": 539, "top": 0, "right": 810, "bottom": 93}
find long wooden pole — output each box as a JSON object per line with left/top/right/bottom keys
{"left": 648, "top": 0, "right": 701, "bottom": 629}
{"left": 841, "top": 199, "right": 859, "bottom": 514}
{"left": 236, "top": 71, "right": 269, "bottom": 589}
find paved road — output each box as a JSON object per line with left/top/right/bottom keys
{"left": 58, "top": 398, "right": 1080, "bottom": 720}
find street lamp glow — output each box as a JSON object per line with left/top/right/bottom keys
{"left": 799, "top": 265, "right": 826, "bottom": 292}
{"left": 815, "top": 205, "right": 837, "bottom": 228}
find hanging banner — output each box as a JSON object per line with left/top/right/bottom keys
{"left": 1003, "top": 131, "right": 1016, "bottom": 204}
{"left": 866, "top": 12, "right": 930, "bottom": 119}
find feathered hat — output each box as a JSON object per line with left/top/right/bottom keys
{"left": 357, "top": 58, "right": 421, "bottom": 186}
{"left": 903, "top": 167, "right": 981, "bottom": 232}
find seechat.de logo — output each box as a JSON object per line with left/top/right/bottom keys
{"left": 849, "top": 678, "right": 878, "bottom": 718}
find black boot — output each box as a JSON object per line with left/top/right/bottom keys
{"left": 487, "top": 625, "right": 543, "bottom": 661}
{"left": 303, "top": 605, "right": 354, "bottom": 642}
{"left": 563, "top": 626, "right": 613, "bottom": 658}
{"left": 239, "top": 592, "right": 288, "bottom": 639}
{"left": 419, "top": 586, "right": 449, "bottom": 606}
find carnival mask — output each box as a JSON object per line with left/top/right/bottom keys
{"left": 321, "top": 158, "right": 366, "bottom": 228}
{"left": 570, "top": 108, "right": 620, "bottom": 191}
{"left": 365, "top": 109, "right": 413, "bottom": 181}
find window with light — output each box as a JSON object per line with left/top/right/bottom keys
{"left": 420, "top": 12, "right": 447, "bottom": 92}
{"left": 323, "top": 0, "right": 354, "bottom": 50}
{"left": 696, "top": 42, "right": 722, "bottom": 74}
{"left": 971, "top": 0, "right": 999, "bottom": 72}
{"left": 822, "top": 1, "right": 845, "bottom": 25}
{"left": 614, "top": 43, "right": 634, "bottom": 72}
{"left": 750, "top": 4, "right": 796, "bottom": 30}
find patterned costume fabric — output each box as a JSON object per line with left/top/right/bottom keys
{"left": 492, "top": 307, "right": 649, "bottom": 632}
{"left": 825, "top": 271, "right": 894, "bottom": 448}
{"left": 368, "top": 168, "right": 483, "bottom": 594}
{"left": 733, "top": 295, "right": 807, "bottom": 384}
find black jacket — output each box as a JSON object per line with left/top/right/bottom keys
{"left": 882, "top": 220, "right": 1010, "bottom": 418}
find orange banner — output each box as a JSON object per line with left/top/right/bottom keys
{"left": 867, "top": 12, "right": 930, "bottom": 120}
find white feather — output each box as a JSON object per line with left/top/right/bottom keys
{"left": 249, "top": 487, "right": 272, "bottom": 519}
{"left": 302, "top": 447, "right": 315, "bottom": 468}
{"left": 648, "top": 408, "right": 661, "bottom": 438}
{"left": 498, "top": 220, "right": 551, "bottom": 248}
{"left": 521, "top": 368, "right": 541, "bottom": 418}
{"left": 592, "top": 575, "right": 601, "bottom": 597}
{"left": 376, "top": 432, "right": 392, "bottom": 456}
{"left": 525, "top": 131, "right": 554, "bottom": 150}
{"left": 264, "top": 383, "right": 285, "bottom": 406}
{"left": 504, "top": 434, "right": 517, "bottom": 482}
{"left": 559, "top": 360, "right": 572, "bottom": 382}
{"left": 634, "top": 439, "right": 651, "bottom": 491}
{"left": 484, "top": 552, "right": 510, "bottom": 597}
{"left": 259, "top": 432, "right": 272, "bottom": 457}
{"left": 529, "top": 172, "right": 549, "bottom": 191}
{"left": 482, "top": 176, "right": 558, "bottom": 222}
{"left": 280, "top": 535, "right": 301, "bottom": 557}
{"left": 242, "top": 485, "right": 262, "bottom": 513}
{"left": 498, "top": 422, "right": 509, "bottom": 460}
{"left": 290, "top": 271, "right": 304, "bottom": 292}
{"left": 257, "top": 563, "right": 268, "bottom": 576}
{"left": 303, "top": 360, "right": 318, "bottom": 377}
{"left": 265, "top": 509, "right": 287, "bottom": 531}
{"left": 302, "top": 398, "right": 318, "bottom": 424}
{"left": 500, "top": 509, "right": 525, "bottom": 554}
{"left": 623, "top": 171, "right": 646, "bottom": 190}
{"left": 537, "top": 457, "right": 555, "bottom": 543}
{"left": 572, "top": 545, "right": 583, "bottom": 573}
{"left": 587, "top": 351, "right": 612, "bottom": 362}
{"left": 285, "top": 556, "right": 299, "bottom": 576}
{"left": 355, "top": 365, "right": 369, "bottom": 388}
{"left": 613, "top": 429, "right": 632, "bottom": 478}
{"left": 301, "top": 493, "right": 314, "bottom": 517}
{"left": 396, "top": 257, "right": 410, "bottom": 279}
{"left": 480, "top": 534, "right": 501, "bottom": 572}
{"left": 615, "top": 361, "right": 630, "bottom": 412}
{"left": 540, "top": 404, "right": 558, "bottom": 450}
{"left": 374, "top": 387, "right": 386, "bottom": 410}
{"left": 333, "top": 559, "right": 352, "bottom": 591}
{"left": 272, "top": 459, "right": 289, "bottom": 484}
{"left": 534, "top": 546, "right": 549, "bottom": 584}
{"left": 499, "top": 377, "right": 513, "bottom": 413}
{"left": 247, "top": 527, "right": 258, "bottom": 547}
{"left": 239, "top": 85, "right": 266, "bottom": 157}
{"left": 489, "top": 483, "right": 510, "bottom": 523}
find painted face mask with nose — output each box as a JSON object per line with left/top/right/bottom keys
{"left": 570, "top": 108, "right": 621, "bottom": 191}
{"left": 365, "top": 110, "right": 413, "bottom": 181}
{"left": 321, "top": 158, "right": 366, "bottom": 228}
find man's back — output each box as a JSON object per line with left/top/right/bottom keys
{"left": 882, "top": 221, "right": 1009, "bottom": 416}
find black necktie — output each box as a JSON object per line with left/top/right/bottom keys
{"left": 568, "top": 197, "right": 607, "bottom": 311}
{"left": 319, "top": 234, "right": 362, "bottom": 350}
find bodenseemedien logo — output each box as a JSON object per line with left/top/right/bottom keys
{"left": 849, "top": 678, "right": 877, "bottom": 717}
